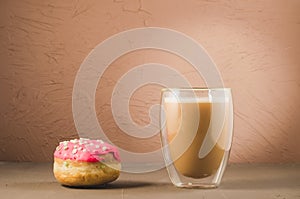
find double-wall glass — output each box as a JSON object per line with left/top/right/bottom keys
{"left": 160, "top": 88, "right": 233, "bottom": 188}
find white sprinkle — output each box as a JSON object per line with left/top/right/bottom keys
{"left": 102, "top": 146, "right": 108, "bottom": 151}
{"left": 74, "top": 145, "right": 78, "bottom": 149}
{"left": 83, "top": 149, "right": 87, "bottom": 152}
{"left": 72, "top": 149, "right": 77, "bottom": 154}
{"left": 97, "top": 140, "right": 104, "bottom": 144}
{"left": 56, "top": 146, "right": 61, "bottom": 151}
{"left": 78, "top": 146, "right": 83, "bottom": 151}
{"left": 63, "top": 146, "right": 69, "bottom": 150}
{"left": 95, "top": 145, "right": 100, "bottom": 149}
{"left": 70, "top": 139, "right": 77, "bottom": 144}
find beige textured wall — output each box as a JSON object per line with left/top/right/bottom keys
{"left": 0, "top": 0, "right": 299, "bottom": 163}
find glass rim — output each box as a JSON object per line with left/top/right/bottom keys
{"left": 161, "top": 87, "right": 231, "bottom": 92}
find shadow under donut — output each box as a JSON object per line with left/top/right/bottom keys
{"left": 62, "top": 180, "right": 163, "bottom": 189}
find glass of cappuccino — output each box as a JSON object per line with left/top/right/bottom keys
{"left": 160, "top": 88, "right": 233, "bottom": 188}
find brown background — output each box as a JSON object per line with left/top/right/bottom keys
{"left": 0, "top": 0, "right": 299, "bottom": 163}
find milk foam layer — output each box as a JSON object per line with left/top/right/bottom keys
{"left": 164, "top": 97, "right": 229, "bottom": 103}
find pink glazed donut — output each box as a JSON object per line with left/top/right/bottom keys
{"left": 53, "top": 138, "right": 121, "bottom": 186}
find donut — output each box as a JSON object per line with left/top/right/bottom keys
{"left": 53, "top": 138, "right": 121, "bottom": 187}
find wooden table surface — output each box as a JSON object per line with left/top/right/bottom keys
{"left": 0, "top": 162, "right": 299, "bottom": 199}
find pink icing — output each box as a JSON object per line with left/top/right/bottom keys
{"left": 54, "top": 138, "right": 121, "bottom": 162}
